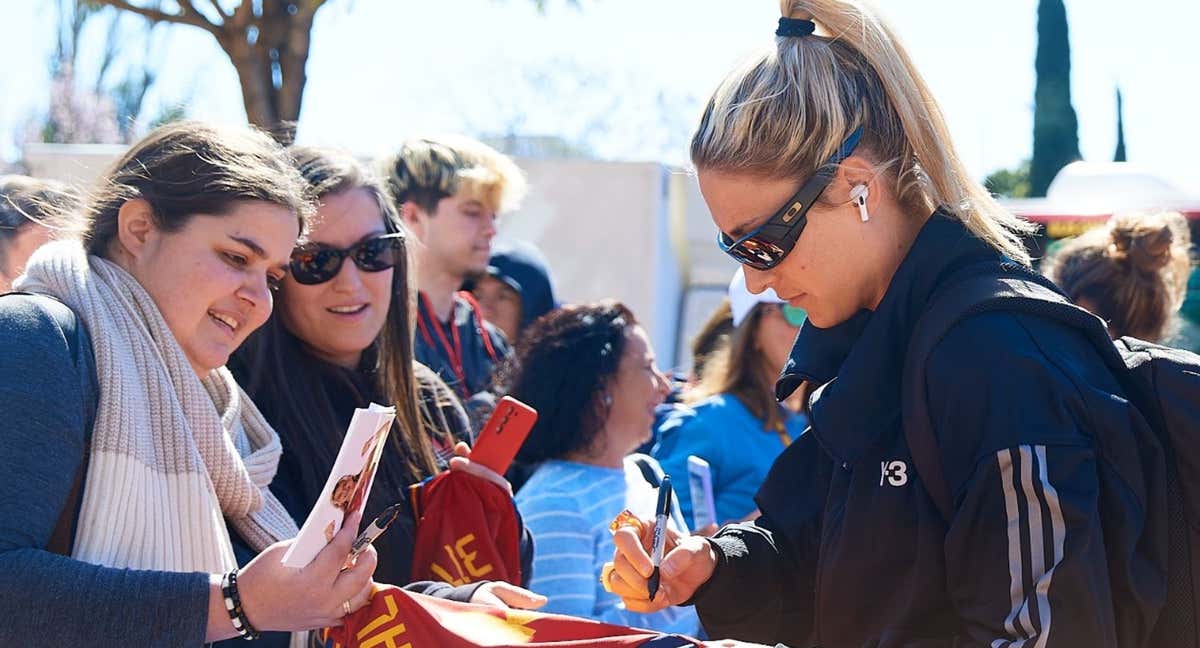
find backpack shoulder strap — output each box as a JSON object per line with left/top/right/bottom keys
{"left": 901, "top": 265, "right": 1120, "bottom": 523}
{"left": 2, "top": 292, "right": 97, "bottom": 554}
{"left": 631, "top": 455, "right": 662, "bottom": 488}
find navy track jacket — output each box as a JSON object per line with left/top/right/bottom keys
{"left": 692, "top": 214, "right": 1165, "bottom": 647}
{"left": 415, "top": 292, "right": 511, "bottom": 401}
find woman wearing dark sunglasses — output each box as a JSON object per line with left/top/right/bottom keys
{"left": 653, "top": 268, "right": 807, "bottom": 531}
{"left": 231, "top": 147, "right": 540, "bottom": 611}
{"left": 609, "top": 2, "right": 1161, "bottom": 647}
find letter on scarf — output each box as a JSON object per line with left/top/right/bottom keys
{"left": 320, "top": 586, "right": 703, "bottom": 648}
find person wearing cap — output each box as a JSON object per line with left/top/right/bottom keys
{"left": 652, "top": 268, "right": 807, "bottom": 530}
{"left": 468, "top": 239, "right": 558, "bottom": 345}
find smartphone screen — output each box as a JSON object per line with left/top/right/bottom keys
{"left": 687, "top": 455, "right": 718, "bottom": 531}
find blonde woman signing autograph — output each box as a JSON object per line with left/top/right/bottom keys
{"left": 609, "top": 2, "right": 1165, "bottom": 647}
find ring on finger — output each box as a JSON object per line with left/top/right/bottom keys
{"left": 608, "top": 509, "right": 642, "bottom": 535}
{"left": 600, "top": 562, "right": 616, "bottom": 592}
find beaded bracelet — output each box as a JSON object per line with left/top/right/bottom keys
{"left": 221, "top": 569, "right": 262, "bottom": 641}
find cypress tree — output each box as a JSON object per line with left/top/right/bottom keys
{"left": 1114, "top": 87, "right": 1127, "bottom": 162}
{"left": 1030, "top": 0, "right": 1082, "bottom": 196}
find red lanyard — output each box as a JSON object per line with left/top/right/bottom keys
{"left": 418, "top": 293, "right": 469, "bottom": 397}
{"left": 456, "top": 290, "right": 500, "bottom": 363}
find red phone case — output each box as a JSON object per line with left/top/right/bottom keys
{"left": 470, "top": 396, "right": 538, "bottom": 475}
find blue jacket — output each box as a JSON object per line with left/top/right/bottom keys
{"left": 0, "top": 294, "right": 210, "bottom": 646}
{"left": 692, "top": 213, "right": 1165, "bottom": 647}
{"left": 415, "top": 291, "right": 511, "bottom": 402}
{"left": 653, "top": 395, "right": 806, "bottom": 528}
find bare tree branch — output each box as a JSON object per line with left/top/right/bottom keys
{"left": 275, "top": 8, "right": 316, "bottom": 128}
{"left": 230, "top": 0, "right": 254, "bottom": 29}
{"left": 94, "top": 0, "right": 220, "bottom": 37}
{"left": 298, "top": 0, "right": 329, "bottom": 19}
{"left": 175, "top": 0, "right": 221, "bottom": 31}
{"left": 206, "top": 0, "right": 230, "bottom": 22}
{"left": 94, "top": 14, "right": 123, "bottom": 93}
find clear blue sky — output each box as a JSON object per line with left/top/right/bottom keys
{"left": 2, "top": 0, "right": 1198, "bottom": 186}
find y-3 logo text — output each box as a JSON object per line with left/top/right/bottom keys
{"left": 880, "top": 460, "right": 908, "bottom": 487}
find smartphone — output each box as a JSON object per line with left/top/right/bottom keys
{"left": 469, "top": 396, "right": 538, "bottom": 475}
{"left": 687, "top": 455, "right": 718, "bottom": 531}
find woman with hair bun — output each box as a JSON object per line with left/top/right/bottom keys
{"left": 1044, "top": 211, "right": 1192, "bottom": 343}
{"left": 608, "top": 2, "right": 1168, "bottom": 646}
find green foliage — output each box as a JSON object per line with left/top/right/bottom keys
{"left": 984, "top": 160, "right": 1032, "bottom": 198}
{"left": 1030, "top": 0, "right": 1081, "bottom": 197}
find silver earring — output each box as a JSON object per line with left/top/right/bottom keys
{"left": 850, "top": 184, "right": 870, "bottom": 222}
{"left": 603, "top": 393, "right": 613, "bottom": 407}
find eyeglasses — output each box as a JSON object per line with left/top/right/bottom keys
{"left": 716, "top": 127, "right": 864, "bottom": 270}
{"left": 289, "top": 233, "right": 405, "bottom": 285}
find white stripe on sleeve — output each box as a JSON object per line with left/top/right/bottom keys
{"left": 991, "top": 445, "right": 1066, "bottom": 648}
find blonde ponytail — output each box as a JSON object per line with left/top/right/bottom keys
{"left": 692, "top": 0, "right": 1035, "bottom": 265}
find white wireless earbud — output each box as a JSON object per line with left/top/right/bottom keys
{"left": 850, "top": 184, "right": 870, "bottom": 222}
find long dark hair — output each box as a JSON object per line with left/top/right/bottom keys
{"left": 498, "top": 301, "right": 635, "bottom": 465}
{"left": 686, "top": 303, "right": 787, "bottom": 432}
{"left": 236, "top": 147, "right": 437, "bottom": 502}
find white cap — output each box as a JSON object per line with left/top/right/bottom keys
{"left": 728, "top": 267, "right": 785, "bottom": 327}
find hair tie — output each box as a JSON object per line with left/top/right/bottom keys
{"left": 776, "top": 17, "right": 816, "bottom": 38}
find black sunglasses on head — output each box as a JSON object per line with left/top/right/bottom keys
{"left": 289, "top": 232, "right": 405, "bottom": 285}
{"left": 716, "top": 127, "right": 864, "bottom": 270}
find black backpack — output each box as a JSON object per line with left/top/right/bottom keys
{"left": 901, "top": 263, "right": 1200, "bottom": 647}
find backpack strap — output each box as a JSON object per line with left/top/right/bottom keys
{"left": 632, "top": 455, "right": 662, "bottom": 488}
{"left": 3, "top": 292, "right": 97, "bottom": 554}
{"left": 901, "top": 264, "right": 1120, "bottom": 523}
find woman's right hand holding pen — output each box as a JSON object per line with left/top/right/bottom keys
{"left": 606, "top": 515, "right": 718, "bottom": 613}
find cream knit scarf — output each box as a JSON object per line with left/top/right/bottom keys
{"left": 17, "top": 240, "right": 299, "bottom": 574}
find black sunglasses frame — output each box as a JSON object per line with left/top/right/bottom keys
{"left": 716, "top": 127, "right": 864, "bottom": 271}
{"left": 289, "top": 232, "right": 406, "bottom": 285}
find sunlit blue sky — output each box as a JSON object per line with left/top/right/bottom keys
{"left": 2, "top": 0, "right": 1198, "bottom": 185}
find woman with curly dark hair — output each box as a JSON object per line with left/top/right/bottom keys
{"left": 504, "top": 301, "right": 698, "bottom": 635}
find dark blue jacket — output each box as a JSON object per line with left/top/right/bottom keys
{"left": 415, "top": 292, "right": 511, "bottom": 403}
{"left": 692, "top": 213, "right": 1164, "bottom": 647}
{"left": 0, "top": 293, "right": 211, "bottom": 646}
